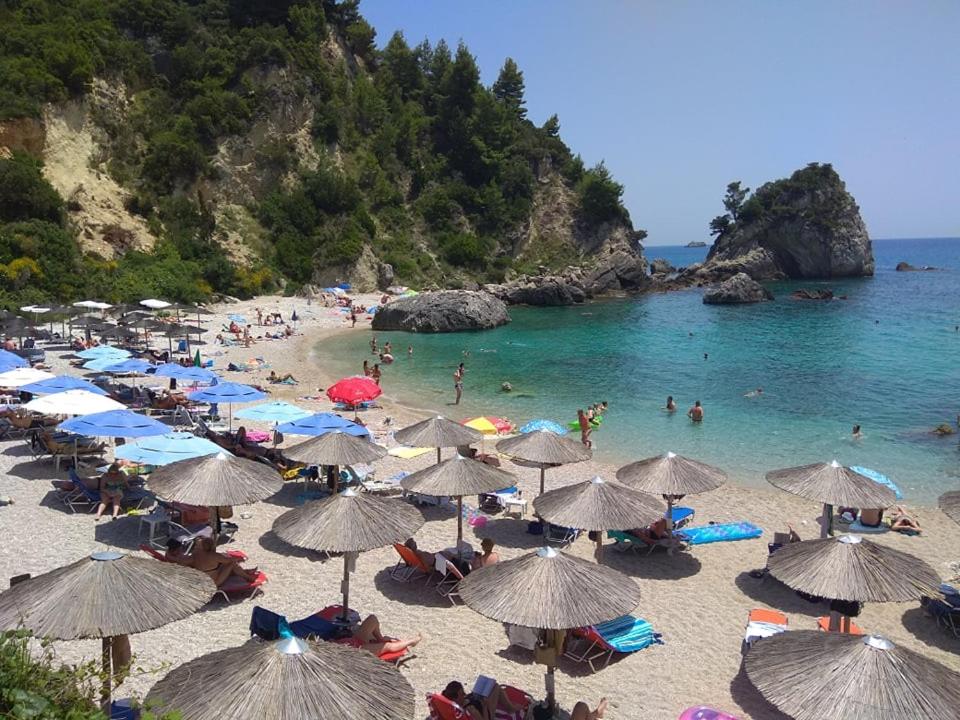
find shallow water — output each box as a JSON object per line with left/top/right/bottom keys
{"left": 318, "top": 238, "right": 960, "bottom": 502}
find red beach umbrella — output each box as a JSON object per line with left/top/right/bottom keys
{"left": 326, "top": 376, "right": 382, "bottom": 406}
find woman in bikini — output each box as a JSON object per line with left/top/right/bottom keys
{"left": 188, "top": 537, "right": 258, "bottom": 588}
{"left": 346, "top": 615, "right": 421, "bottom": 656}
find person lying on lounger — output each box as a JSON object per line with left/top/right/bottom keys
{"left": 169, "top": 537, "right": 258, "bottom": 588}
{"left": 267, "top": 371, "right": 297, "bottom": 383}
{"left": 441, "top": 680, "right": 522, "bottom": 720}
{"left": 345, "top": 614, "right": 421, "bottom": 656}
{"left": 890, "top": 506, "right": 921, "bottom": 534}
{"left": 627, "top": 517, "right": 670, "bottom": 544}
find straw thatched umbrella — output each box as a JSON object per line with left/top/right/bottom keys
{"left": 393, "top": 414, "right": 483, "bottom": 464}
{"left": 616, "top": 451, "right": 726, "bottom": 530}
{"left": 765, "top": 460, "right": 896, "bottom": 537}
{"left": 938, "top": 490, "right": 960, "bottom": 525}
{"left": 767, "top": 534, "right": 940, "bottom": 624}
{"left": 400, "top": 455, "right": 516, "bottom": 556}
{"left": 744, "top": 630, "right": 960, "bottom": 720}
{"left": 285, "top": 430, "right": 386, "bottom": 493}
{"left": 496, "top": 429, "right": 592, "bottom": 495}
{"left": 146, "top": 635, "right": 415, "bottom": 720}
{"left": 273, "top": 488, "right": 423, "bottom": 623}
{"left": 533, "top": 476, "right": 666, "bottom": 557}
{"left": 147, "top": 451, "right": 282, "bottom": 539}
{"left": 0, "top": 551, "right": 213, "bottom": 704}
{"left": 459, "top": 546, "right": 640, "bottom": 712}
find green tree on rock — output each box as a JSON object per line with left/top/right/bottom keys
{"left": 492, "top": 57, "right": 526, "bottom": 119}
{"left": 723, "top": 181, "right": 750, "bottom": 221}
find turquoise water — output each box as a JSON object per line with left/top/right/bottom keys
{"left": 319, "top": 238, "right": 960, "bottom": 502}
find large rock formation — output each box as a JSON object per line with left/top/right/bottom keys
{"left": 693, "top": 164, "right": 873, "bottom": 282}
{"left": 371, "top": 291, "right": 510, "bottom": 333}
{"left": 702, "top": 273, "right": 773, "bottom": 304}
{"left": 484, "top": 276, "right": 586, "bottom": 306}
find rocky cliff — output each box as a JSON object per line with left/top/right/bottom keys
{"left": 692, "top": 163, "right": 873, "bottom": 282}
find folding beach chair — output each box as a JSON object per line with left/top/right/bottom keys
{"left": 427, "top": 684, "right": 533, "bottom": 720}
{"left": 743, "top": 608, "right": 788, "bottom": 650}
{"left": 64, "top": 469, "right": 101, "bottom": 513}
{"left": 545, "top": 522, "right": 580, "bottom": 546}
{"left": 435, "top": 557, "right": 465, "bottom": 604}
{"left": 390, "top": 543, "right": 435, "bottom": 583}
{"left": 564, "top": 615, "right": 662, "bottom": 673}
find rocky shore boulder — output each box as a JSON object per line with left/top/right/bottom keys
{"left": 650, "top": 258, "right": 676, "bottom": 275}
{"left": 791, "top": 288, "right": 840, "bottom": 301}
{"left": 694, "top": 164, "right": 874, "bottom": 282}
{"left": 702, "top": 273, "right": 773, "bottom": 304}
{"left": 371, "top": 291, "right": 510, "bottom": 333}
{"left": 896, "top": 261, "right": 938, "bottom": 272}
{"left": 484, "top": 277, "right": 586, "bottom": 306}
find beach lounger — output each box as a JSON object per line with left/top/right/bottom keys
{"left": 671, "top": 506, "right": 695, "bottom": 529}
{"left": 743, "top": 608, "right": 788, "bottom": 650}
{"left": 680, "top": 522, "right": 762, "bottom": 545}
{"left": 435, "top": 558, "right": 465, "bottom": 604}
{"left": 140, "top": 544, "right": 265, "bottom": 602}
{"left": 545, "top": 522, "right": 580, "bottom": 546}
{"left": 250, "top": 606, "right": 339, "bottom": 641}
{"left": 607, "top": 528, "right": 688, "bottom": 555}
{"left": 478, "top": 486, "right": 520, "bottom": 513}
{"left": 427, "top": 684, "right": 533, "bottom": 720}
{"left": 816, "top": 615, "right": 865, "bottom": 635}
{"left": 564, "top": 615, "right": 662, "bottom": 672}
{"left": 921, "top": 596, "right": 960, "bottom": 638}
{"left": 361, "top": 470, "right": 408, "bottom": 494}
{"left": 391, "top": 543, "right": 435, "bottom": 583}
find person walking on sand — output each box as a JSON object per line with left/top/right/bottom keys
{"left": 687, "top": 400, "right": 704, "bottom": 422}
{"left": 256, "top": 307, "right": 262, "bottom": 326}
{"left": 453, "top": 363, "right": 465, "bottom": 405}
{"left": 665, "top": 396, "right": 676, "bottom": 412}
{"left": 578, "top": 409, "right": 592, "bottom": 448}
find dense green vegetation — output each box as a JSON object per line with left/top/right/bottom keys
{"left": 0, "top": 0, "right": 633, "bottom": 307}
{"left": 709, "top": 163, "right": 844, "bottom": 237}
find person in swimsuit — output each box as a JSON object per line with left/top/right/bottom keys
{"left": 665, "top": 396, "right": 676, "bottom": 412}
{"left": 95, "top": 463, "right": 128, "bottom": 521}
{"left": 890, "top": 506, "right": 921, "bottom": 534}
{"left": 578, "top": 409, "right": 592, "bottom": 448}
{"left": 572, "top": 698, "right": 608, "bottom": 720}
{"left": 362, "top": 360, "right": 370, "bottom": 376}
{"left": 852, "top": 424, "right": 863, "bottom": 440}
{"left": 687, "top": 400, "right": 704, "bottom": 422}
{"left": 233, "top": 426, "right": 266, "bottom": 459}
{"left": 370, "top": 364, "right": 382, "bottom": 385}
{"left": 453, "top": 363, "right": 464, "bottom": 405}
{"left": 348, "top": 614, "right": 421, "bottom": 656}
{"left": 441, "top": 680, "right": 521, "bottom": 720}
{"left": 470, "top": 538, "right": 500, "bottom": 570}
{"left": 188, "top": 537, "right": 258, "bottom": 588}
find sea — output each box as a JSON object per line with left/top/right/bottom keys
{"left": 315, "top": 238, "right": 960, "bottom": 503}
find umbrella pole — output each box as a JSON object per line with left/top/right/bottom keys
{"left": 100, "top": 636, "right": 112, "bottom": 709}
{"left": 821, "top": 503, "right": 833, "bottom": 539}
{"left": 539, "top": 466, "right": 545, "bottom": 495}
{"left": 594, "top": 532, "right": 603, "bottom": 561}
{"left": 457, "top": 496, "right": 463, "bottom": 561}
{"left": 545, "top": 663, "right": 556, "bottom": 715}
{"left": 436, "top": 447, "right": 441, "bottom": 465}
{"left": 665, "top": 496, "right": 675, "bottom": 532}
{"left": 341, "top": 554, "right": 351, "bottom": 623}
{"left": 210, "top": 505, "right": 220, "bottom": 544}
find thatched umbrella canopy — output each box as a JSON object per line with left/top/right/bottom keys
{"left": 765, "top": 460, "right": 896, "bottom": 537}
{"left": 616, "top": 451, "right": 726, "bottom": 528}
{"left": 938, "top": 490, "right": 960, "bottom": 525}
{"left": 459, "top": 546, "right": 639, "bottom": 710}
{"left": 744, "top": 631, "right": 960, "bottom": 720}
{"left": 496, "top": 429, "right": 592, "bottom": 495}
{"left": 533, "top": 476, "right": 665, "bottom": 557}
{"left": 147, "top": 451, "right": 282, "bottom": 538}
{"left": 273, "top": 488, "right": 423, "bottom": 623}
{"left": 285, "top": 430, "right": 386, "bottom": 492}
{"left": 400, "top": 455, "right": 516, "bottom": 554}
{"left": 393, "top": 415, "right": 483, "bottom": 464}
{"left": 767, "top": 534, "right": 940, "bottom": 603}
{"left": 146, "top": 636, "right": 415, "bottom": 720}
{"left": 0, "top": 551, "right": 213, "bottom": 704}
{"left": 147, "top": 451, "right": 282, "bottom": 507}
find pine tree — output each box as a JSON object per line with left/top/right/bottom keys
{"left": 492, "top": 57, "right": 526, "bottom": 119}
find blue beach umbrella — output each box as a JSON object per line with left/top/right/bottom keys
{"left": 21, "top": 375, "right": 109, "bottom": 396}
{"left": 276, "top": 412, "right": 370, "bottom": 437}
{"left": 188, "top": 382, "right": 267, "bottom": 430}
{"left": 520, "top": 419, "right": 567, "bottom": 435}
{"left": 83, "top": 357, "right": 135, "bottom": 372}
{"left": 58, "top": 409, "right": 169, "bottom": 438}
{"left": 850, "top": 466, "right": 904, "bottom": 500}
{"left": 76, "top": 346, "right": 131, "bottom": 361}
{"left": 102, "top": 359, "right": 155, "bottom": 375}
{"left": 0, "top": 349, "right": 28, "bottom": 370}
{"left": 234, "top": 401, "right": 312, "bottom": 424}
{"left": 115, "top": 431, "right": 227, "bottom": 466}
{"left": 151, "top": 363, "right": 219, "bottom": 383}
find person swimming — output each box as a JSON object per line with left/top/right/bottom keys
{"left": 744, "top": 387, "right": 763, "bottom": 398}
{"left": 687, "top": 400, "right": 704, "bottom": 422}
{"left": 852, "top": 424, "right": 863, "bottom": 440}
{"left": 665, "top": 396, "right": 676, "bottom": 412}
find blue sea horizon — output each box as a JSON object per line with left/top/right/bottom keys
{"left": 317, "top": 237, "right": 960, "bottom": 503}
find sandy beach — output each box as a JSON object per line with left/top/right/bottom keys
{"left": 1, "top": 293, "right": 958, "bottom": 720}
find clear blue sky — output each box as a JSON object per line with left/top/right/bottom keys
{"left": 360, "top": 1, "right": 959, "bottom": 246}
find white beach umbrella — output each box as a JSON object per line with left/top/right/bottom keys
{"left": 140, "top": 299, "right": 172, "bottom": 310}
{"left": 73, "top": 300, "right": 114, "bottom": 310}
{"left": 23, "top": 389, "right": 126, "bottom": 416}
{"left": 0, "top": 367, "right": 56, "bottom": 388}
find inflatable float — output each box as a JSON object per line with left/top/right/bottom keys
{"left": 567, "top": 414, "right": 603, "bottom": 431}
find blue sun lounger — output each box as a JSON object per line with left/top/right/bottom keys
{"left": 681, "top": 522, "right": 762, "bottom": 545}
{"left": 564, "top": 615, "right": 662, "bottom": 672}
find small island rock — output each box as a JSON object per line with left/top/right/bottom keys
{"left": 703, "top": 273, "right": 773, "bottom": 304}
{"left": 896, "top": 261, "right": 938, "bottom": 272}
{"left": 371, "top": 290, "right": 510, "bottom": 333}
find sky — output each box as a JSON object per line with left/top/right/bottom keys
{"left": 359, "top": 1, "right": 959, "bottom": 246}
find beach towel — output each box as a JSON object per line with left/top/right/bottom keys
{"left": 680, "top": 522, "right": 762, "bottom": 545}
{"left": 591, "top": 615, "right": 662, "bottom": 652}
{"left": 388, "top": 446, "right": 432, "bottom": 459}
{"left": 847, "top": 519, "right": 889, "bottom": 534}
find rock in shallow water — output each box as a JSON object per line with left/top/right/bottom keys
{"left": 371, "top": 290, "right": 510, "bottom": 333}
{"left": 702, "top": 272, "right": 773, "bottom": 304}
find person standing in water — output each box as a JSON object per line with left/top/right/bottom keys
{"left": 370, "top": 364, "right": 382, "bottom": 386}
{"left": 665, "top": 396, "right": 676, "bottom": 412}
{"left": 362, "top": 360, "right": 370, "bottom": 377}
{"left": 370, "top": 335, "right": 378, "bottom": 354}
{"left": 852, "top": 424, "right": 862, "bottom": 440}
{"left": 407, "top": 345, "right": 413, "bottom": 357}
{"left": 578, "top": 409, "right": 592, "bottom": 448}
{"left": 687, "top": 400, "right": 704, "bottom": 422}
{"left": 453, "top": 363, "right": 465, "bottom": 405}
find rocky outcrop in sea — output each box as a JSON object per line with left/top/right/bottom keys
{"left": 371, "top": 290, "right": 510, "bottom": 333}
{"left": 702, "top": 273, "right": 773, "bottom": 304}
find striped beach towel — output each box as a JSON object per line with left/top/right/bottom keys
{"left": 680, "top": 521, "right": 762, "bottom": 545}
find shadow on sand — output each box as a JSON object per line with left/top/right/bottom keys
{"left": 729, "top": 664, "right": 793, "bottom": 720}
{"left": 733, "top": 571, "right": 825, "bottom": 616}
{"left": 900, "top": 605, "right": 960, "bottom": 653}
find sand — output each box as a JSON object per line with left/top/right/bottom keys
{"left": 1, "top": 293, "right": 957, "bottom": 720}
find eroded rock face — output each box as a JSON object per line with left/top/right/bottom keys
{"left": 702, "top": 273, "right": 773, "bottom": 304}
{"left": 371, "top": 290, "right": 510, "bottom": 333}
{"left": 698, "top": 164, "right": 874, "bottom": 281}
{"left": 650, "top": 258, "right": 676, "bottom": 275}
